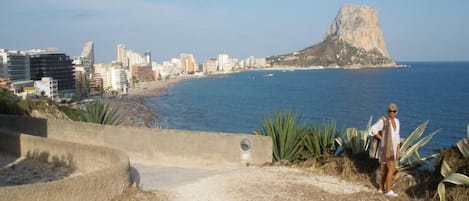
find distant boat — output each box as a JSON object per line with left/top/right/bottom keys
{"left": 264, "top": 73, "right": 274, "bottom": 77}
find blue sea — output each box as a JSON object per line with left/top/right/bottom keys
{"left": 145, "top": 62, "right": 469, "bottom": 150}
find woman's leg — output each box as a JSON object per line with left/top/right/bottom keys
{"left": 380, "top": 164, "right": 387, "bottom": 192}
{"left": 385, "top": 160, "right": 395, "bottom": 192}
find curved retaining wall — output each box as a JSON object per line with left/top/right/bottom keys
{"left": 0, "top": 131, "right": 130, "bottom": 201}
{"left": 0, "top": 115, "right": 273, "bottom": 168}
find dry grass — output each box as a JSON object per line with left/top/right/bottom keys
{"left": 291, "top": 149, "right": 469, "bottom": 201}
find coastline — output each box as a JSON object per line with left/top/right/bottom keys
{"left": 115, "top": 64, "right": 410, "bottom": 127}
{"left": 117, "top": 75, "right": 203, "bottom": 127}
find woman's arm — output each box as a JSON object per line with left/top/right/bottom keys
{"left": 369, "top": 119, "right": 384, "bottom": 140}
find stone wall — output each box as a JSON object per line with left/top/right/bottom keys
{"left": 0, "top": 131, "right": 130, "bottom": 201}
{"left": 0, "top": 115, "right": 273, "bottom": 168}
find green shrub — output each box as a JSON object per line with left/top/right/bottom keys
{"left": 335, "top": 116, "right": 373, "bottom": 156}
{"left": 304, "top": 120, "right": 345, "bottom": 157}
{"left": 255, "top": 111, "right": 306, "bottom": 162}
{"left": 63, "top": 99, "right": 122, "bottom": 125}
{"left": 0, "top": 88, "right": 27, "bottom": 115}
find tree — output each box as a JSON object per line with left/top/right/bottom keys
{"left": 0, "top": 88, "right": 25, "bottom": 115}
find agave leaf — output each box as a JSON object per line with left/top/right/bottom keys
{"left": 437, "top": 182, "right": 446, "bottom": 201}
{"left": 440, "top": 160, "right": 452, "bottom": 178}
{"left": 256, "top": 111, "right": 303, "bottom": 162}
{"left": 457, "top": 138, "right": 469, "bottom": 158}
{"left": 419, "top": 152, "right": 440, "bottom": 161}
{"left": 438, "top": 172, "right": 469, "bottom": 201}
{"left": 442, "top": 173, "right": 469, "bottom": 185}
{"left": 399, "top": 160, "right": 431, "bottom": 171}
{"left": 401, "top": 121, "right": 428, "bottom": 152}
{"left": 400, "top": 129, "right": 440, "bottom": 164}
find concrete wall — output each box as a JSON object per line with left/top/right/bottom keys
{"left": 0, "top": 115, "right": 273, "bottom": 168}
{"left": 0, "top": 131, "right": 130, "bottom": 201}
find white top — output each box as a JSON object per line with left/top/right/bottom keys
{"left": 369, "top": 117, "right": 400, "bottom": 161}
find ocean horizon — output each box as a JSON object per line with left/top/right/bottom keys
{"left": 145, "top": 61, "right": 469, "bottom": 150}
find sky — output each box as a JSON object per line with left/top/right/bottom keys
{"left": 1, "top": 0, "right": 468, "bottom": 63}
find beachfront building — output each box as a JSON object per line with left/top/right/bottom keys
{"left": 34, "top": 77, "right": 58, "bottom": 99}
{"left": 0, "top": 49, "right": 33, "bottom": 94}
{"left": 131, "top": 64, "right": 153, "bottom": 82}
{"left": 180, "top": 53, "right": 196, "bottom": 75}
{"left": 27, "top": 49, "right": 75, "bottom": 98}
{"left": 217, "top": 54, "right": 230, "bottom": 72}
{"left": 144, "top": 52, "right": 152, "bottom": 65}
{"left": 244, "top": 56, "right": 267, "bottom": 68}
{"left": 157, "top": 58, "right": 182, "bottom": 77}
{"left": 126, "top": 50, "right": 146, "bottom": 68}
{"left": 74, "top": 66, "right": 89, "bottom": 98}
{"left": 73, "top": 41, "right": 94, "bottom": 98}
{"left": 80, "top": 41, "right": 94, "bottom": 77}
{"left": 111, "top": 67, "right": 128, "bottom": 94}
{"left": 93, "top": 63, "right": 129, "bottom": 95}
{"left": 116, "top": 44, "right": 148, "bottom": 71}
{"left": 203, "top": 59, "right": 218, "bottom": 74}
{"left": 117, "top": 44, "right": 126, "bottom": 65}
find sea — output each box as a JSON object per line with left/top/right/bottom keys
{"left": 145, "top": 62, "right": 469, "bottom": 150}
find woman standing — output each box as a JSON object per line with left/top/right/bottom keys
{"left": 370, "top": 103, "right": 401, "bottom": 197}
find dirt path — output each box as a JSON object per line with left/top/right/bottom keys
{"left": 115, "top": 166, "right": 392, "bottom": 201}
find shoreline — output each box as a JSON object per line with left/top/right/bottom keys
{"left": 118, "top": 75, "right": 203, "bottom": 127}
{"left": 116, "top": 64, "right": 410, "bottom": 127}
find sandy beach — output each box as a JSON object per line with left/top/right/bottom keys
{"left": 115, "top": 75, "right": 203, "bottom": 127}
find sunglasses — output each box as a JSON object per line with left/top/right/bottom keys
{"left": 389, "top": 110, "right": 397, "bottom": 113}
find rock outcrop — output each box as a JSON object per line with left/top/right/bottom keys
{"left": 268, "top": 4, "right": 396, "bottom": 68}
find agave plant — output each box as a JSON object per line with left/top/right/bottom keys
{"left": 335, "top": 116, "right": 373, "bottom": 156}
{"left": 437, "top": 157, "right": 469, "bottom": 201}
{"left": 255, "top": 111, "right": 306, "bottom": 162}
{"left": 437, "top": 124, "right": 469, "bottom": 201}
{"left": 65, "top": 100, "right": 122, "bottom": 125}
{"left": 304, "top": 120, "right": 344, "bottom": 157}
{"left": 304, "top": 127, "right": 320, "bottom": 156}
{"left": 398, "top": 121, "right": 441, "bottom": 171}
{"left": 456, "top": 124, "right": 469, "bottom": 158}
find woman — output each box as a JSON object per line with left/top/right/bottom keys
{"left": 370, "top": 103, "right": 401, "bottom": 197}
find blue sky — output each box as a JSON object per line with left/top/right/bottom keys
{"left": 1, "top": 0, "right": 468, "bottom": 63}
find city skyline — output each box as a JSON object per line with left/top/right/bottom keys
{"left": 1, "top": 0, "right": 469, "bottom": 63}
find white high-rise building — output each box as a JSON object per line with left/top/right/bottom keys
{"left": 94, "top": 64, "right": 112, "bottom": 90}
{"left": 80, "top": 41, "right": 94, "bottom": 76}
{"left": 217, "top": 54, "right": 230, "bottom": 72}
{"left": 203, "top": 59, "right": 218, "bottom": 74}
{"left": 34, "top": 77, "right": 58, "bottom": 99}
{"left": 94, "top": 63, "right": 128, "bottom": 94}
{"left": 117, "top": 44, "right": 126, "bottom": 64}
{"left": 110, "top": 67, "right": 128, "bottom": 93}
{"left": 144, "top": 52, "right": 152, "bottom": 65}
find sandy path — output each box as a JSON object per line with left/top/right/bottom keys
{"left": 166, "top": 166, "right": 384, "bottom": 201}
{"left": 116, "top": 165, "right": 391, "bottom": 201}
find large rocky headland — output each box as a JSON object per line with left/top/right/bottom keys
{"left": 267, "top": 4, "right": 396, "bottom": 68}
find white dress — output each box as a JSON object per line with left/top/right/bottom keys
{"left": 369, "top": 117, "right": 400, "bottom": 161}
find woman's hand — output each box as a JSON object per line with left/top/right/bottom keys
{"left": 374, "top": 133, "right": 383, "bottom": 140}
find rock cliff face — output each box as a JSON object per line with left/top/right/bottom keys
{"left": 268, "top": 4, "right": 396, "bottom": 68}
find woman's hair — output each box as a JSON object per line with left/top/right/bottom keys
{"left": 388, "top": 103, "right": 398, "bottom": 112}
